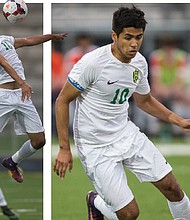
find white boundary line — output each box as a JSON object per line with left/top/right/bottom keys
{"left": 43, "top": 2, "right": 52, "bottom": 220}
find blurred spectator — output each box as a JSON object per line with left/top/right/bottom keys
{"left": 64, "top": 33, "right": 97, "bottom": 136}
{"left": 64, "top": 33, "right": 97, "bottom": 74}
{"left": 52, "top": 43, "right": 65, "bottom": 97}
{"left": 52, "top": 43, "right": 65, "bottom": 137}
{"left": 149, "top": 34, "right": 190, "bottom": 138}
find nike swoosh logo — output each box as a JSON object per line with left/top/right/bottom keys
{"left": 107, "top": 80, "right": 119, "bottom": 85}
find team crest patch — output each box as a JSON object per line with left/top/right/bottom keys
{"left": 133, "top": 69, "right": 139, "bottom": 83}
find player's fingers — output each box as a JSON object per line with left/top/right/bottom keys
{"left": 184, "top": 128, "right": 190, "bottom": 132}
{"left": 53, "top": 160, "right": 58, "bottom": 173}
{"left": 21, "top": 89, "right": 31, "bottom": 102}
{"left": 27, "top": 87, "right": 32, "bottom": 100}
{"left": 21, "top": 93, "right": 24, "bottom": 102}
{"left": 60, "top": 33, "right": 68, "bottom": 39}
{"left": 68, "top": 160, "right": 73, "bottom": 173}
{"left": 53, "top": 160, "right": 61, "bottom": 176}
{"left": 53, "top": 160, "right": 67, "bottom": 180}
{"left": 59, "top": 163, "right": 67, "bottom": 180}
{"left": 26, "top": 90, "right": 32, "bottom": 100}
{"left": 21, "top": 91, "right": 26, "bottom": 102}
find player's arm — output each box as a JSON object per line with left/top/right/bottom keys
{"left": 53, "top": 80, "right": 81, "bottom": 180}
{"left": 133, "top": 92, "right": 190, "bottom": 132}
{"left": 0, "top": 54, "right": 32, "bottom": 101}
{"left": 14, "top": 33, "right": 68, "bottom": 49}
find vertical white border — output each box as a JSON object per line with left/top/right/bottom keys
{"left": 43, "top": 2, "right": 52, "bottom": 220}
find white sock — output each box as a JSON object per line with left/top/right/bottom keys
{"left": 0, "top": 188, "right": 7, "bottom": 207}
{"left": 94, "top": 195, "right": 119, "bottom": 220}
{"left": 167, "top": 193, "right": 190, "bottom": 220}
{"left": 12, "top": 140, "right": 37, "bottom": 164}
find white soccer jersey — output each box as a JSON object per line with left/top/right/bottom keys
{"left": 68, "top": 44, "right": 150, "bottom": 147}
{"left": 0, "top": 35, "right": 25, "bottom": 84}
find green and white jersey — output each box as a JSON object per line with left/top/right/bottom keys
{"left": 0, "top": 35, "right": 25, "bottom": 84}
{"left": 68, "top": 44, "right": 150, "bottom": 147}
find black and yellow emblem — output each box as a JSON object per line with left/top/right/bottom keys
{"left": 133, "top": 69, "right": 139, "bottom": 83}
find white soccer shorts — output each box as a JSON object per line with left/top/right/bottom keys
{"left": 77, "top": 121, "right": 172, "bottom": 212}
{"left": 0, "top": 88, "right": 44, "bottom": 135}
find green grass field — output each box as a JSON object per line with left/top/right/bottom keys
{"left": 0, "top": 172, "right": 42, "bottom": 220}
{"left": 52, "top": 156, "right": 190, "bottom": 220}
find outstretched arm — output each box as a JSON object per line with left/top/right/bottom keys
{"left": 53, "top": 81, "right": 80, "bottom": 180}
{"left": 133, "top": 92, "right": 190, "bottom": 132}
{"left": 14, "top": 33, "right": 68, "bottom": 49}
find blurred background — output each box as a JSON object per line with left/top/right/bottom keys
{"left": 52, "top": 4, "right": 190, "bottom": 220}
{"left": 0, "top": 3, "right": 43, "bottom": 220}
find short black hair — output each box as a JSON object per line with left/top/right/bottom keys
{"left": 112, "top": 5, "right": 147, "bottom": 36}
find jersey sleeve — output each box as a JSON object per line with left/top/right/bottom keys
{"left": 135, "top": 57, "right": 150, "bottom": 95}
{"left": 0, "top": 35, "right": 15, "bottom": 52}
{"left": 3, "top": 35, "right": 15, "bottom": 45}
{"left": 68, "top": 54, "right": 98, "bottom": 91}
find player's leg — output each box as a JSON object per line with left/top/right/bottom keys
{"left": 2, "top": 95, "right": 45, "bottom": 182}
{"left": 12, "top": 131, "right": 45, "bottom": 162}
{"left": 121, "top": 125, "right": 177, "bottom": 219}
{"left": 0, "top": 90, "right": 44, "bottom": 182}
{"left": 81, "top": 144, "right": 139, "bottom": 220}
{"left": 0, "top": 188, "right": 7, "bottom": 207}
{"left": 115, "top": 200, "right": 139, "bottom": 220}
{"left": 11, "top": 131, "right": 45, "bottom": 163}
{"left": 1, "top": 109, "right": 43, "bottom": 182}
{"left": 27, "top": 131, "right": 46, "bottom": 149}
{"left": 2, "top": 132, "right": 45, "bottom": 183}
{"left": 125, "top": 129, "right": 190, "bottom": 219}
{"left": 0, "top": 188, "right": 19, "bottom": 219}
{"left": 87, "top": 190, "right": 139, "bottom": 220}
{"left": 152, "top": 172, "right": 190, "bottom": 220}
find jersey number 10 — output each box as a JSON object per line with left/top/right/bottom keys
{"left": 110, "top": 88, "right": 129, "bottom": 104}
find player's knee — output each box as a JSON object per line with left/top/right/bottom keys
{"left": 116, "top": 203, "right": 139, "bottom": 220}
{"left": 158, "top": 174, "right": 184, "bottom": 201}
{"left": 166, "top": 182, "right": 183, "bottom": 201}
{"left": 31, "top": 133, "right": 46, "bottom": 149}
{"left": 37, "top": 136, "right": 46, "bottom": 149}
{"left": 117, "top": 209, "right": 139, "bottom": 220}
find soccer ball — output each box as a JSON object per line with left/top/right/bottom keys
{"left": 3, "top": 0, "right": 28, "bottom": 23}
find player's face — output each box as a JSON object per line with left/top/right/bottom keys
{"left": 112, "top": 27, "right": 144, "bottom": 63}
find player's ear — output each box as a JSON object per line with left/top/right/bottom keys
{"left": 112, "top": 30, "right": 117, "bottom": 43}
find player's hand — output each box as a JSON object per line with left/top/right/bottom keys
{"left": 52, "top": 33, "right": 68, "bottom": 40}
{"left": 180, "top": 119, "right": 190, "bottom": 132}
{"left": 53, "top": 148, "right": 73, "bottom": 180}
{"left": 20, "top": 81, "right": 32, "bottom": 102}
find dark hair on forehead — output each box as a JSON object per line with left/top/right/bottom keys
{"left": 112, "top": 5, "right": 147, "bottom": 36}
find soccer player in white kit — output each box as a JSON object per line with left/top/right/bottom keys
{"left": 0, "top": 33, "right": 67, "bottom": 183}
{"left": 54, "top": 6, "right": 190, "bottom": 220}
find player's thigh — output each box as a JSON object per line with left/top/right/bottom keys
{"left": 87, "top": 159, "right": 134, "bottom": 212}
{"left": 16, "top": 99, "right": 44, "bottom": 135}
{"left": 0, "top": 111, "right": 13, "bottom": 132}
{"left": 123, "top": 134, "right": 172, "bottom": 183}
{"left": 152, "top": 171, "right": 184, "bottom": 202}
{"left": 0, "top": 90, "right": 15, "bottom": 132}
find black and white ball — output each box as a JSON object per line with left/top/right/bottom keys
{"left": 3, "top": 0, "right": 28, "bottom": 23}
